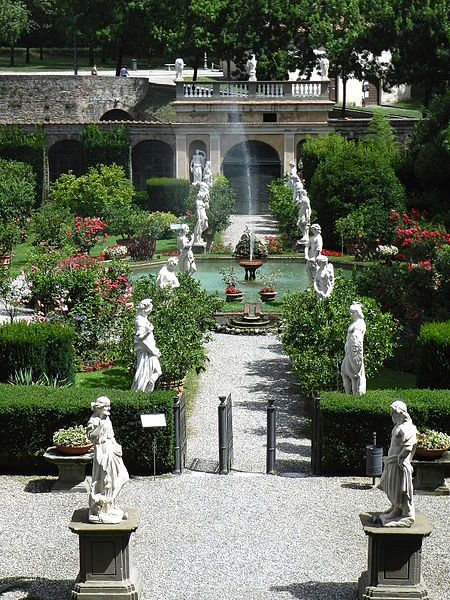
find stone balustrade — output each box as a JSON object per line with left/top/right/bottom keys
{"left": 176, "top": 80, "right": 330, "bottom": 101}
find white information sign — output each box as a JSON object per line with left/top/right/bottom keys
{"left": 141, "top": 413, "right": 167, "bottom": 428}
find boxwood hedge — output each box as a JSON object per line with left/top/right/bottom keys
{"left": 319, "top": 389, "right": 450, "bottom": 475}
{"left": 417, "top": 321, "right": 450, "bottom": 389}
{"left": 0, "top": 385, "right": 175, "bottom": 475}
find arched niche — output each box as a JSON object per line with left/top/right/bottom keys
{"left": 100, "top": 109, "right": 134, "bottom": 122}
{"left": 222, "top": 141, "right": 281, "bottom": 214}
{"left": 188, "top": 140, "right": 207, "bottom": 182}
{"left": 131, "top": 140, "right": 175, "bottom": 190}
{"left": 48, "top": 140, "right": 86, "bottom": 181}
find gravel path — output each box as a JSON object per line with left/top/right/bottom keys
{"left": 223, "top": 214, "right": 279, "bottom": 250}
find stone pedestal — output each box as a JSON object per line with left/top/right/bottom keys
{"left": 43, "top": 446, "right": 92, "bottom": 493}
{"left": 413, "top": 454, "right": 450, "bottom": 495}
{"left": 192, "top": 243, "right": 207, "bottom": 254}
{"left": 69, "top": 508, "right": 142, "bottom": 600}
{"left": 358, "top": 512, "right": 431, "bottom": 600}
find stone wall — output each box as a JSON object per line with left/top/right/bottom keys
{"left": 0, "top": 75, "right": 152, "bottom": 123}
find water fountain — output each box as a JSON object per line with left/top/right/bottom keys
{"left": 233, "top": 226, "right": 267, "bottom": 280}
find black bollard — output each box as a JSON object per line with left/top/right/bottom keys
{"left": 218, "top": 395, "right": 229, "bottom": 474}
{"left": 266, "top": 398, "right": 277, "bottom": 474}
{"left": 173, "top": 395, "right": 181, "bottom": 475}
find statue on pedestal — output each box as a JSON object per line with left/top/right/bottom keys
{"left": 246, "top": 54, "right": 257, "bottom": 81}
{"left": 156, "top": 257, "right": 180, "bottom": 290}
{"left": 319, "top": 55, "right": 329, "bottom": 79}
{"left": 190, "top": 149, "right": 206, "bottom": 185}
{"left": 314, "top": 254, "right": 334, "bottom": 300}
{"left": 193, "top": 181, "right": 210, "bottom": 245}
{"left": 288, "top": 160, "right": 299, "bottom": 189}
{"left": 87, "top": 396, "right": 129, "bottom": 524}
{"left": 305, "top": 223, "right": 323, "bottom": 285}
{"left": 177, "top": 224, "right": 197, "bottom": 273}
{"left": 175, "top": 57, "right": 185, "bottom": 81}
{"left": 202, "top": 160, "right": 212, "bottom": 188}
{"left": 340, "top": 301, "right": 366, "bottom": 395}
{"left": 296, "top": 187, "right": 311, "bottom": 245}
{"left": 376, "top": 401, "right": 417, "bottom": 528}
{"left": 131, "top": 299, "right": 162, "bottom": 393}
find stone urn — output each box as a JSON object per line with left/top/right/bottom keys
{"left": 259, "top": 289, "right": 277, "bottom": 302}
{"left": 225, "top": 287, "right": 244, "bottom": 302}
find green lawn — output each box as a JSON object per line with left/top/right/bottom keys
{"left": 76, "top": 366, "right": 132, "bottom": 390}
{"left": 336, "top": 102, "right": 422, "bottom": 119}
{"left": 367, "top": 367, "right": 416, "bottom": 390}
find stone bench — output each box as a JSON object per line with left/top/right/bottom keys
{"left": 43, "top": 446, "right": 93, "bottom": 493}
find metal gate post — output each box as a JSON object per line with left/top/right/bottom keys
{"left": 218, "top": 395, "right": 229, "bottom": 474}
{"left": 266, "top": 398, "right": 277, "bottom": 474}
{"left": 173, "top": 395, "right": 182, "bottom": 475}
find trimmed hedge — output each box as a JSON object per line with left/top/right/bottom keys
{"left": 0, "top": 385, "right": 174, "bottom": 474}
{"left": 417, "top": 321, "right": 450, "bottom": 389}
{"left": 143, "top": 177, "right": 191, "bottom": 215}
{"left": 0, "top": 322, "right": 75, "bottom": 384}
{"left": 319, "top": 389, "right": 450, "bottom": 475}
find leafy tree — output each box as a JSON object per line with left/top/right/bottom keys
{"left": 50, "top": 164, "right": 134, "bottom": 218}
{"left": 20, "top": 0, "right": 60, "bottom": 63}
{"left": 0, "top": 0, "right": 28, "bottom": 66}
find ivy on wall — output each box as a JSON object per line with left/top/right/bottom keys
{"left": 81, "top": 124, "right": 131, "bottom": 175}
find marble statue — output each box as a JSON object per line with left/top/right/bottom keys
{"left": 314, "top": 254, "right": 335, "bottom": 300}
{"left": 246, "top": 54, "right": 257, "bottom": 81}
{"left": 305, "top": 223, "right": 323, "bottom": 285}
{"left": 87, "top": 396, "right": 129, "bottom": 524}
{"left": 131, "top": 299, "right": 162, "bottom": 393}
{"left": 340, "top": 301, "right": 366, "bottom": 395}
{"left": 177, "top": 224, "right": 197, "bottom": 273}
{"left": 296, "top": 187, "right": 311, "bottom": 245}
{"left": 288, "top": 68, "right": 300, "bottom": 81}
{"left": 175, "top": 57, "right": 185, "bottom": 81}
{"left": 190, "top": 149, "right": 206, "bottom": 185}
{"left": 376, "top": 400, "right": 417, "bottom": 528}
{"left": 156, "top": 257, "right": 180, "bottom": 290}
{"left": 292, "top": 176, "right": 304, "bottom": 206}
{"left": 288, "top": 160, "right": 299, "bottom": 189}
{"left": 319, "top": 55, "right": 329, "bottom": 79}
{"left": 202, "top": 160, "right": 212, "bottom": 188}
{"left": 193, "top": 182, "right": 210, "bottom": 245}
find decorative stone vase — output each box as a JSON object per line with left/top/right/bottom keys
{"left": 225, "top": 291, "right": 244, "bottom": 303}
{"left": 414, "top": 447, "right": 449, "bottom": 460}
{"left": 56, "top": 444, "right": 93, "bottom": 456}
{"left": 259, "top": 290, "right": 277, "bottom": 302}
{"left": 0, "top": 254, "right": 12, "bottom": 269}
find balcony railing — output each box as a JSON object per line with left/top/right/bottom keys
{"left": 175, "top": 80, "right": 330, "bottom": 101}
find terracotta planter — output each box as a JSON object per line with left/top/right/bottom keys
{"left": 225, "top": 292, "right": 243, "bottom": 303}
{"left": 414, "top": 447, "right": 449, "bottom": 460}
{"left": 56, "top": 443, "right": 93, "bottom": 456}
{"left": 259, "top": 290, "right": 277, "bottom": 302}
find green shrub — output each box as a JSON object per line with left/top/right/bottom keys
{"left": 30, "top": 202, "right": 75, "bottom": 249}
{"left": 417, "top": 321, "right": 450, "bottom": 389}
{"left": 0, "top": 322, "right": 75, "bottom": 384}
{"left": 0, "top": 158, "right": 36, "bottom": 221}
{"left": 319, "top": 389, "right": 450, "bottom": 474}
{"left": 144, "top": 178, "right": 191, "bottom": 215}
{"left": 268, "top": 178, "right": 299, "bottom": 244}
{"left": 281, "top": 277, "right": 395, "bottom": 396}
{"left": 81, "top": 124, "right": 131, "bottom": 175}
{"left": 301, "top": 133, "right": 351, "bottom": 186}
{"left": 0, "top": 385, "right": 174, "bottom": 474}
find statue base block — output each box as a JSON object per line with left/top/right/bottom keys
{"left": 358, "top": 512, "right": 431, "bottom": 600}
{"left": 192, "top": 243, "right": 207, "bottom": 254}
{"left": 69, "top": 508, "right": 142, "bottom": 600}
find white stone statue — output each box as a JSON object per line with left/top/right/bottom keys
{"left": 246, "top": 54, "right": 257, "bottom": 81}
{"left": 319, "top": 55, "right": 329, "bottom": 79}
{"left": 288, "top": 68, "right": 300, "bottom": 81}
{"left": 305, "top": 223, "right": 323, "bottom": 285}
{"left": 190, "top": 149, "right": 206, "bottom": 185}
{"left": 193, "top": 181, "right": 210, "bottom": 245}
{"left": 87, "top": 396, "right": 129, "bottom": 524}
{"left": 131, "top": 299, "right": 162, "bottom": 393}
{"left": 314, "top": 254, "right": 335, "bottom": 300}
{"left": 296, "top": 187, "right": 311, "bottom": 245}
{"left": 177, "top": 224, "right": 197, "bottom": 273}
{"left": 376, "top": 400, "right": 417, "bottom": 528}
{"left": 340, "top": 301, "right": 366, "bottom": 395}
{"left": 156, "top": 257, "right": 180, "bottom": 290}
{"left": 292, "top": 175, "right": 303, "bottom": 202}
{"left": 202, "top": 160, "right": 212, "bottom": 188}
{"left": 288, "top": 160, "right": 299, "bottom": 189}
{"left": 175, "top": 57, "right": 185, "bottom": 81}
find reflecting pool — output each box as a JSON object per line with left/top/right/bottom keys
{"left": 132, "top": 258, "right": 349, "bottom": 303}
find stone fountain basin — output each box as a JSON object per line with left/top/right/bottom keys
{"left": 239, "top": 260, "right": 264, "bottom": 269}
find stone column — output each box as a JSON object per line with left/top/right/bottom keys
{"left": 358, "top": 512, "right": 432, "bottom": 600}
{"left": 175, "top": 133, "right": 187, "bottom": 179}
{"left": 209, "top": 133, "right": 221, "bottom": 175}
{"left": 283, "top": 133, "right": 295, "bottom": 174}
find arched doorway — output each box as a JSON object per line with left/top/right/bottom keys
{"left": 100, "top": 109, "right": 133, "bottom": 121}
{"left": 222, "top": 141, "right": 281, "bottom": 214}
{"left": 131, "top": 140, "right": 174, "bottom": 190}
{"left": 48, "top": 140, "right": 85, "bottom": 181}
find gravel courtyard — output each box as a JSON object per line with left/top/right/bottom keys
{"left": 1, "top": 332, "right": 449, "bottom": 600}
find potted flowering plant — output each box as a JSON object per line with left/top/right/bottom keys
{"left": 219, "top": 266, "right": 243, "bottom": 302}
{"left": 415, "top": 429, "right": 450, "bottom": 459}
{"left": 53, "top": 425, "right": 93, "bottom": 455}
{"left": 259, "top": 271, "right": 278, "bottom": 302}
